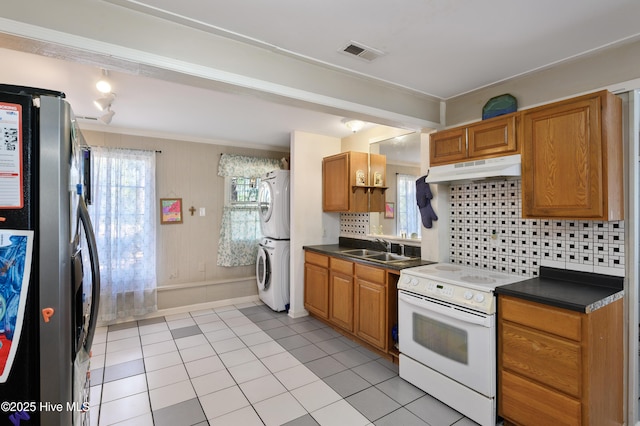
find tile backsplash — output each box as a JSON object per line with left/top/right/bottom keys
{"left": 449, "top": 179, "right": 625, "bottom": 277}
{"left": 340, "top": 213, "right": 370, "bottom": 237}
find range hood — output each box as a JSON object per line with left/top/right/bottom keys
{"left": 426, "top": 154, "right": 521, "bottom": 184}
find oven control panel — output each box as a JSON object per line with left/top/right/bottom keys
{"left": 398, "top": 274, "right": 496, "bottom": 313}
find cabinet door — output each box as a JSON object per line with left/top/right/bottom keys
{"left": 467, "top": 114, "right": 518, "bottom": 159}
{"left": 355, "top": 278, "right": 386, "bottom": 349}
{"left": 430, "top": 127, "right": 467, "bottom": 166}
{"left": 329, "top": 272, "right": 354, "bottom": 331}
{"left": 322, "top": 153, "right": 350, "bottom": 212}
{"left": 522, "top": 92, "right": 618, "bottom": 219}
{"left": 304, "top": 263, "right": 329, "bottom": 319}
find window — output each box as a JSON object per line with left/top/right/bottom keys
{"left": 396, "top": 174, "right": 421, "bottom": 238}
{"left": 217, "top": 154, "right": 281, "bottom": 267}
{"left": 88, "top": 147, "right": 157, "bottom": 321}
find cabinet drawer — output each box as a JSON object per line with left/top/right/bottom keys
{"left": 500, "top": 296, "right": 581, "bottom": 341}
{"left": 355, "top": 263, "right": 385, "bottom": 284}
{"left": 501, "top": 322, "right": 581, "bottom": 397}
{"left": 305, "top": 251, "right": 329, "bottom": 268}
{"left": 500, "top": 370, "right": 581, "bottom": 426}
{"left": 330, "top": 257, "right": 353, "bottom": 275}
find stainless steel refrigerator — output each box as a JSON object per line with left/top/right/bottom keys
{"left": 0, "top": 85, "right": 100, "bottom": 425}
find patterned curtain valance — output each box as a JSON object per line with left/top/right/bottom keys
{"left": 218, "top": 154, "right": 281, "bottom": 178}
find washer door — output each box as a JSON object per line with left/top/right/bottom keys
{"left": 258, "top": 180, "right": 273, "bottom": 223}
{"left": 256, "top": 245, "right": 271, "bottom": 290}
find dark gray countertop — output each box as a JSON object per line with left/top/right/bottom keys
{"left": 303, "top": 243, "right": 434, "bottom": 272}
{"left": 495, "top": 266, "right": 624, "bottom": 313}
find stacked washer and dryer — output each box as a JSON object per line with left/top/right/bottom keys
{"left": 256, "top": 169, "right": 290, "bottom": 312}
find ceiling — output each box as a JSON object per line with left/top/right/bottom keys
{"left": 1, "top": 0, "right": 640, "bottom": 150}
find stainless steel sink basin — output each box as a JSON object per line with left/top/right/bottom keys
{"left": 340, "top": 249, "right": 415, "bottom": 263}
{"left": 341, "top": 249, "right": 385, "bottom": 257}
{"left": 365, "top": 253, "right": 413, "bottom": 262}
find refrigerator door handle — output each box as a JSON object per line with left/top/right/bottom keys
{"left": 78, "top": 195, "right": 100, "bottom": 351}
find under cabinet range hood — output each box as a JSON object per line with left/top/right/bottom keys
{"left": 426, "top": 154, "right": 521, "bottom": 184}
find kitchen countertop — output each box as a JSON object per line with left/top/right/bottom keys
{"left": 495, "top": 266, "right": 624, "bottom": 313}
{"left": 303, "top": 243, "right": 434, "bottom": 272}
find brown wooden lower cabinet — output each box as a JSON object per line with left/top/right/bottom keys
{"left": 303, "top": 250, "right": 398, "bottom": 356}
{"left": 498, "top": 295, "right": 623, "bottom": 426}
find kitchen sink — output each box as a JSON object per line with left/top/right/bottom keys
{"left": 340, "top": 249, "right": 385, "bottom": 257}
{"left": 340, "top": 248, "right": 415, "bottom": 263}
{"left": 365, "top": 253, "right": 413, "bottom": 262}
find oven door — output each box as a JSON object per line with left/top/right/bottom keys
{"left": 398, "top": 290, "right": 496, "bottom": 397}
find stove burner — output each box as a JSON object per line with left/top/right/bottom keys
{"left": 460, "top": 275, "right": 497, "bottom": 285}
{"left": 435, "top": 265, "right": 462, "bottom": 272}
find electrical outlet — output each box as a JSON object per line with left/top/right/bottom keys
{"left": 169, "top": 270, "right": 178, "bottom": 279}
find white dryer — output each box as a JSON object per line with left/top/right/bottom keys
{"left": 258, "top": 169, "right": 290, "bottom": 239}
{"left": 256, "top": 238, "right": 290, "bottom": 312}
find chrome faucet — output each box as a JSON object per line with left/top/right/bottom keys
{"left": 399, "top": 243, "right": 405, "bottom": 256}
{"left": 374, "top": 238, "right": 392, "bottom": 252}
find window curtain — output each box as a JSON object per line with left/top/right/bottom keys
{"left": 89, "top": 147, "right": 157, "bottom": 322}
{"left": 217, "top": 154, "right": 281, "bottom": 267}
{"left": 397, "top": 174, "right": 421, "bottom": 238}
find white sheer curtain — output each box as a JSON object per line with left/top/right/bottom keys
{"left": 397, "top": 174, "right": 421, "bottom": 238}
{"left": 89, "top": 147, "right": 157, "bottom": 322}
{"left": 217, "top": 154, "right": 281, "bottom": 267}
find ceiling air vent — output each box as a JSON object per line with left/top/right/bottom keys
{"left": 340, "top": 41, "right": 384, "bottom": 62}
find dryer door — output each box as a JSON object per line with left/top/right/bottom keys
{"left": 258, "top": 180, "right": 273, "bottom": 223}
{"left": 256, "top": 245, "right": 271, "bottom": 290}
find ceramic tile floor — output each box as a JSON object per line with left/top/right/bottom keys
{"left": 90, "top": 301, "right": 480, "bottom": 426}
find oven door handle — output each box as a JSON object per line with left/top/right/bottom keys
{"left": 399, "top": 291, "right": 492, "bottom": 327}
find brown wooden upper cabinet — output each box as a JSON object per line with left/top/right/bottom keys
{"left": 322, "top": 151, "right": 386, "bottom": 212}
{"left": 429, "top": 113, "right": 519, "bottom": 166}
{"left": 521, "top": 90, "right": 623, "bottom": 220}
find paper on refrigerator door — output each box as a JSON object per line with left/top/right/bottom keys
{"left": 0, "top": 230, "right": 33, "bottom": 383}
{"left": 0, "top": 102, "right": 23, "bottom": 209}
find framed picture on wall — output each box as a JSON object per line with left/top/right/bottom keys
{"left": 384, "top": 202, "right": 395, "bottom": 219}
{"left": 160, "top": 198, "right": 183, "bottom": 224}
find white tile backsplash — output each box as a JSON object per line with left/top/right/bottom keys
{"left": 448, "top": 179, "right": 625, "bottom": 277}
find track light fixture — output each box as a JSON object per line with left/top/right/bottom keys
{"left": 98, "top": 108, "right": 115, "bottom": 125}
{"left": 93, "top": 93, "right": 115, "bottom": 111}
{"left": 96, "top": 69, "right": 112, "bottom": 94}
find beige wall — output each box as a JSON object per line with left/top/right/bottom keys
{"left": 82, "top": 130, "right": 288, "bottom": 309}
{"left": 445, "top": 39, "right": 640, "bottom": 126}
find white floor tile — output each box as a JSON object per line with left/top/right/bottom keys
{"left": 291, "top": 379, "right": 342, "bottom": 412}
{"left": 146, "top": 363, "right": 189, "bottom": 390}
{"left": 185, "top": 355, "right": 225, "bottom": 378}
{"left": 90, "top": 385, "right": 101, "bottom": 407}
{"left": 204, "top": 328, "right": 236, "bottom": 343}
{"left": 164, "top": 312, "right": 191, "bottom": 321}
{"left": 230, "top": 323, "right": 262, "bottom": 336}
{"left": 227, "top": 359, "right": 271, "bottom": 384}
{"left": 140, "top": 330, "right": 173, "bottom": 346}
{"left": 198, "top": 320, "right": 230, "bottom": 333}
{"left": 106, "top": 336, "right": 140, "bottom": 353}
{"left": 148, "top": 379, "right": 196, "bottom": 411}
{"left": 261, "top": 351, "right": 301, "bottom": 373}
{"left": 174, "top": 333, "right": 208, "bottom": 350}
{"left": 107, "top": 328, "right": 139, "bottom": 342}
{"left": 189, "top": 308, "right": 215, "bottom": 317}
{"left": 210, "top": 336, "right": 245, "bottom": 354}
{"left": 138, "top": 322, "right": 169, "bottom": 335}
{"left": 249, "top": 340, "right": 285, "bottom": 358}
{"left": 240, "top": 330, "right": 273, "bottom": 346}
{"left": 142, "top": 340, "right": 177, "bottom": 358}
{"left": 234, "top": 301, "right": 260, "bottom": 309}
{"left": 239, "top": 374, "right": 287, "bottom": 404}
{"left": 252, "top": 392, "right": 307, "bottom": 426}
{"left": 199, "top": 386, "right": 250, "bottom": 420}
{"left": 208, "top": 406, "right": 264, "bottom": 426}
{"left": 98, "top": 392, "right": 150, "bottom": 425}
{"left": 110, "top": 412, "right": 154, "bottom": 426}
{"left": 223, "top": 316, "right": 253, "bottom": 327}
{"left": 166, "top": 317, "right": 196, "bottom": 330}
{"left": 179, "top": 343, "right": 216, "bottom": 363}
{"left": 101, "top": 374, "right": 147, "bottom": 402}
{"left": 104, "top": 346, "right": 143, "bottom": 367}
{"left": 218, "top": 347, "right": 258, "bottom": 368}
{"left": 191, "top": 369, "right": 236, "bottom": 396}
{"left": 91, "top": 354, "right": 105, "bottom": 370}
{"left": 92, "top": 342, "right": 106, "bottom": 356}
{"left": 144, "top": 350, "right": 182, "bottom": 371}
{"left": 274, "top": 364, "right": 319, "bottom": 390}
{"left": 193, "top": 313, "right": 222, "bottom": 325}
{"left": 216, "top": 309, "right": 244, "bottom": 319}
{"left": 311, "top": 399, "right": 369, "bottom": 426}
